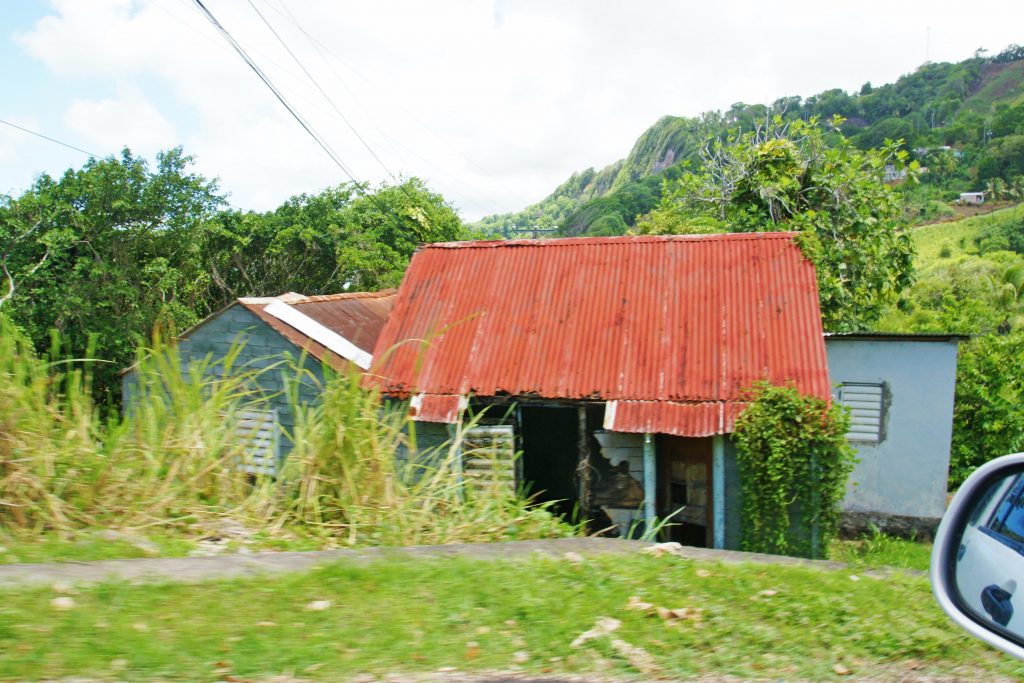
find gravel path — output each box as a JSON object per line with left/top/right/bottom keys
{"left": 0, "top": 537, "right": 924, "bottom": 588}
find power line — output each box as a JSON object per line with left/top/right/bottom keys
{"left": 0, "top": 118, "right": 98, "bottom": 158}
{"left": 246, "top": 0, "right": 397, "bottom": 183}
{"left": 268, "top": 0, "right": 512, "bottom": 215}
{"left": 190, "top": 0, "right": 408, "bottom": 227}
{"left": 265, "top": 0, "right": 528, "bottom": 213}
{"left": 191, "top": 0, "right": 363, "bottom": 184}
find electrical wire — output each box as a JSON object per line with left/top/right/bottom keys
{"left": 191, "top": 0, "right": 416, "bottom": 229}
{"left": 267, "top": 0, "right": 528, "bottom": 213}
{"left": 246, "top": 0, "right": 397, "bottom": 183}
{"left": 0, "top": 118, "right": 98, "bottom": 158}
{"left": 191, "top": 0, "right": 361, "bottom": 185}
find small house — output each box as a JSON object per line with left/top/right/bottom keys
{"left": 959, "top": 192, "right": 985, "bottom": 205}
{"left": 826, "top": 332, "right": 965, "bottom": 538}
{"left": 369, "top": 233, "right": 832, "bottom": 550}
{"left": 122, "top": 290, "right": 395, "bottom": 474}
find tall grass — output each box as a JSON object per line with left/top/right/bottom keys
{"left": 278, "top": 367, "right": 573, "bottom": 545}
{"left": 0, "top": 315, "right": 575, "bottom": 546}
{"left": 1, "top": 318, "right": 270, "bottom": 533}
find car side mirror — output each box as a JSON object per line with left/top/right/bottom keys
{"left": 932, "top": 452, "right": 1024, "bottom": 659}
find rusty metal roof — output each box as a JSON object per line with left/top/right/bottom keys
{"left": 370, "top": 233, "right": 830, "bottom": 434}
{"left": 239, "top": 290, "right": 396, "bottom": 370}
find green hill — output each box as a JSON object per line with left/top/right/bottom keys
{"left": 474, "top": 44, "right": 1024, "bottom": 237}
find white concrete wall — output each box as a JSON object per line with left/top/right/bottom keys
{"left": 826, "top": 338, "right": 960, "bottom": 519}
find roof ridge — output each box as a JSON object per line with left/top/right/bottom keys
{"left": 299, "top": 288, "right": 398, "bottom": 303}
{"left": 423, "top": 232, "right": 800, "bottom": 249}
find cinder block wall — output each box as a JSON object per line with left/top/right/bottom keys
{"left": 122, "top": 304, "right": 327, "bottom": 465}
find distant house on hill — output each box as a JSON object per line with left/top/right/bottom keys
{"left": 122, "top": 290, "right": 395, "bottom": 475}
{"left": 959, "top": 191, "right": 985, "bottom": 205}
{"left": 369, "top": 233, "right": 833, "bottom": 551}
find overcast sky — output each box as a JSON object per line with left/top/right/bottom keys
{"left": 3, "top": 1, "right": 1023, "bottom": 221}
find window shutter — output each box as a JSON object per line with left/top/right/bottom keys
{"left": 837, "top": 383, "right": 885, "bottom": 443}
{"left": 235, "top": 408, "right": 280, "bottom": 476}
{"left": 461, "top": 425, "right": 517, "bottom": 495}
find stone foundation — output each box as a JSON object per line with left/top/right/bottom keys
{"left": 839, "top": 510, "right": 942, "bottom": 541}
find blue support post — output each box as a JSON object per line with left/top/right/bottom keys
{"left": 643, "top": 433, "right": 656, "bottom": 531}
{"left": 712, "top": 434, "right": 726, "bottom": 549}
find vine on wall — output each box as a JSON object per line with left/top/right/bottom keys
{"left": 733, "top": 382, "right": 856, "bottom": 558}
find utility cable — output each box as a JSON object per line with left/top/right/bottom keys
{"left": 267, "top": 0, "right": 526, "bottom": 213}
{"left": 191, "top": 0, "right": 413, "bottom": 229}
{"left": 246, "top": 0, "right": 397, "bottom": 183}
{"left": 0, "top": 118, "right": 98, "bottom": 158}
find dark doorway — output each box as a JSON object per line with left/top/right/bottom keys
{"left": 657, "top": 436, "right": 713, "bottom": 547}
{"left": 520, "top": 406, "right": 579, "bottom": 517}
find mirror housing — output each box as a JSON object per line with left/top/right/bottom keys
{"left": 932, "top": 452, "right": 1024, "bottom": 659}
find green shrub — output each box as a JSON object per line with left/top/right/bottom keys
{"left": 732, "top": 382, "right": 856, "bottom": 558}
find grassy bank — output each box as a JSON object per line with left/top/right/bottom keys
{"left": 0, "top": 553, "right": 1019, "bottom": 681}
{"left": 0, "top": 315, "right": 574, "bottom": 549}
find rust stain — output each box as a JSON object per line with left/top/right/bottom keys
{"left": 370, "top": 233, "right": 829, "bottom": 435}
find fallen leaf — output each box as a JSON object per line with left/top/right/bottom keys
{"left": 610, "top": 637, "right": 660, "bottom": 674}
{"left": 570, "top": 616, "right": 621, "bottom": 648}
{"left": 833, "top": 663, "right": 852, "bottom": 676}
{"left": 563, "top": 551, "right": 585, "bottom": 564}
{"left": 50, "top": 597, "right": 75, "bottom": 611}
{"left": 625, "top": 596, "right": 654, "bottom": 612}
{"left": 641, "top": 542, "right": 685, "bottom": 557}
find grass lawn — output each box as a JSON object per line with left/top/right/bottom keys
{"left": 0, "top": 527, "right": 332, "bottom": 565}
{"left": 829, "top": 533, "right": 933, "bottom": 572}
{"left": 1, "top": 553, "right": 1021, "bottom": 681}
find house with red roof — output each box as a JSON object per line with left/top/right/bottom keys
{"left": 370, "top": 232, "right": 831, "bottom": 549}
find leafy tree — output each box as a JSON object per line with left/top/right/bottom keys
{"left": 0, "top": 148, "right": 224, "bottom": 396}
{"left": 636, "top": 116, "right": 916, "bottom": 331}
{"left": 950, "top": 331, "right": 1024, "bottom": 485}
{"left": 203, "top": 178, "right": 465, "bottom": 306}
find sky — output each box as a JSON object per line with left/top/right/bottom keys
{"left": 3, "top": 1, "right": 1023, "bottom": 221}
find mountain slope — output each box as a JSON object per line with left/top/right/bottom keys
{"left": 473, "top": 44, "right": 1024, "bottom": 237}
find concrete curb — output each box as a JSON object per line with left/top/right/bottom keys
{"left": 0, "top": 537, "right": 924, "bottom": 589}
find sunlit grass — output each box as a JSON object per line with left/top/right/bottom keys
{"left": 0, "top": 553, "right": 1019, "bottom": 681}
{"left": 829, "top": 529, "right": 932, "bottom": 572}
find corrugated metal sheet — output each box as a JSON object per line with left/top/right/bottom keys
{"left": 409, "top": 393, "right": 465, "bottom": 423}
{"left": 371, "top": 233, "right": 830, "bottom": 436}
{"left": 242, "top": 290, "right": 396, "bottom": 370}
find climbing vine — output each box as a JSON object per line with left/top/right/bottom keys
{"left": 732, "top": 382, "right": 856, "bottom": 558}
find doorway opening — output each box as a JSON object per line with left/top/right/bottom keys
{"left": 657, "top": 436, "right": 713, "bottom": 547}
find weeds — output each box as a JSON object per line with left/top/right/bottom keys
{"left": 0, "top": 315, "right": 575, "bottom": 547}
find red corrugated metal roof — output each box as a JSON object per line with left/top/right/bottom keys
{"left": 240, "top": 289, "right": 396, "bottom": 370}
{"left": 370, "top": 233, "right": 830, "bottom": 434}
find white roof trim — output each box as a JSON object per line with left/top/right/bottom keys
{"left": 263, "top": 300, "right": 373, "bottom": 370}
{"left": 603, "top": 400, "right": 618, "bottom": 430}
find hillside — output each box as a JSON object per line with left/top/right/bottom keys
{"left": 875, "top": 206, "right": 1024, "bottom": 334}
{"left": 474, "top": 44, "right": 1024, "bottom": 237}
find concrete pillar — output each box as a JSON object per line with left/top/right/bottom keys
{"left": 643, "top": 433, "right": 656, "bottom": 530}
{"left": 712, "top": 434, "right": 726, "bottom": 549}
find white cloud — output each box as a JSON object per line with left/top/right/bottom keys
{"left": 9, "top": 0, "right": 1024, "bottom": 219}
{"left": 64, "top": 86, "right": 177, "bottom": 156}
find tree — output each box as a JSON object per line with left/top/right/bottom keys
{"left": 0, "top": 148, "right": 224, "bottom": 396}
{"left": 636, "top": 116, "right": 916, "bottom": 331}
{"left": 950, "top": 331, "right": 1024, "bottom": 485}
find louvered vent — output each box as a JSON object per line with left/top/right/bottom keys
{"left": 836, "top": 383, "right": 886, "bottom": 443}
{"left": 461, "top": 425, "right": 517, "bottom": 495}
{"left": 234, "top": 408, "right": 280, "bottom": 476}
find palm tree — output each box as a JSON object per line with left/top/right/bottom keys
{"left": 985, "top": 177, "right": 1007, "bottom": 203}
